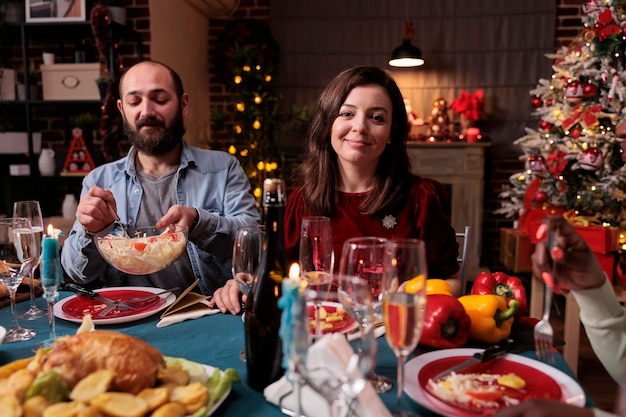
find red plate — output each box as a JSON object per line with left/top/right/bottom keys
{"left": 404, "top": 348, "right": 586, "bottom": 417}
{"left": 306, "top": 301, "right": 358, "bottom": 335}
{"left": 421, "top": 356, "right": 561, "bottom": 414}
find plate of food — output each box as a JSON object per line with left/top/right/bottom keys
{"left": 0, "top": 325, "right": 5, "bottom": 344}
{"left": 404, "top": 348, "right": 586, "bottom": 417}
{"left": 0, "top": 331, "right": 237, "bottom": 416}
{"left": 55, "top": 286, "right": 176, "bottom": 325}
{"left": 307, "top": 301, "right": 358, "bottom": 335}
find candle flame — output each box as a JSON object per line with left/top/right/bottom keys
{"left": 47, "top": 224, "right": 54, "bottom": 236}
{"left": 288, "top": 262, "right": 300, "bottom": 279}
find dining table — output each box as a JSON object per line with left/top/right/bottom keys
{"left": 0, "top": 292, "right": 594, "bottom": 416}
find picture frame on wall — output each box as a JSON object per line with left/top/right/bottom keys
{"left": 26, "top": 0, "right": 86, "bottom": 22}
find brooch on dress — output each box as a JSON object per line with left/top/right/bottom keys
{"left": 382, "top": 215, "right": 397, "bottom": 229}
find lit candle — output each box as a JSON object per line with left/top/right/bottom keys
{"left": 279, "top": 262, "right": 305, "bottom": 369}
{"left": 41, "top": 224, "right": 59, "bottom": 287}
{"left": 466, "top": 127, "right": 480, "bottom": 143}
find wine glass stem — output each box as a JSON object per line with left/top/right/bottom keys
{"left": 314, "top": 303, "right": 322, "bottom": 341}
{"left": 396, "top": 353, "right": 405, "bottom": 411}
{"left": 9, "top": 288, "right": 21, "bottom": 330}
{"left": 47, "top": 299, "right": 56, "bottom": 340}
{"left": 358, "top": 322, "right": 377, "bottom": 377}
{"left": 27, "top": 269, "right": 37, "bottom": 308}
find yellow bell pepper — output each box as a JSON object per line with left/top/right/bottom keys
{"left": 458, "top": 294, "right": 518, "bottom": 344}
{"left": 406, "top": 278, "right": 452, "bottom": 296}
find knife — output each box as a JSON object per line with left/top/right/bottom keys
{"left": 431, "top": 338, "right": 517, "bottom": 381}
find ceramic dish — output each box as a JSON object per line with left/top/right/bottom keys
{"left": 404, "top": 348, "right": 586, "bottom": 417}
{"left": 0, "top": 325, "right": 6, "bottom": 344}
{"left": 55, "top": 286, "right": 176, "bottom": 325}
{"left": 307, "top": 301, "right": 358, "bottom": 335}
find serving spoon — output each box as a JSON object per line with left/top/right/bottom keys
{"left": 106, "top": 202, "right": 130, "bottom": 238}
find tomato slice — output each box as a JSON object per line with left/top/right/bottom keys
{"left": 465, "top": 388, "right": 503, "bottom": 402}
{"left": 131, "top": 242, "right": 147, "bottom": 251}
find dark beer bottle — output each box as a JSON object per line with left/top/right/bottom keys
{"left": 244, "top": 178, "right": 288, "bottom": 391}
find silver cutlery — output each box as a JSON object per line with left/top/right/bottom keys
{"left": 534, "top": 229, "right": 557, "bottom": 362}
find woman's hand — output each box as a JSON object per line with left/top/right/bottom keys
{"left": 532, "top": 216, "right": 606, "bottom": 292}
{"left": 208, "top": 279, "right": 245, "bottom": 315}
{"left": 493, "top": 399, "right": 594, "bottom": 417}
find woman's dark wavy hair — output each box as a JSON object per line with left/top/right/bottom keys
{"left": 293, "top": 66, "right": 412, "bottom": 215}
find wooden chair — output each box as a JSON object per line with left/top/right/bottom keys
{"left": 456, "top": 226, "right": 471, "bottom": 295}
{"left": 530, "top": 276, "right": 626, "bottom": 376}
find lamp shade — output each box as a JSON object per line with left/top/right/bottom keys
{"left": 389, "top": 39, "right": 424, "bottom": 67}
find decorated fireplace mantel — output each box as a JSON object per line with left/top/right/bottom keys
{"left": 406, "top": 141, "right": 491, "bottom": 283}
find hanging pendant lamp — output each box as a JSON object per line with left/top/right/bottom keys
{"left": 389, "top": 20, "right": 424, "bottom": 68}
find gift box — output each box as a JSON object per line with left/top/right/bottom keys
{"left": 594, "top": 251, "right": 619, "bottom": 283}
{"left": 572, "top": 225, "right": 620, "bottom": 254}
{"left": 500, "top": 228, "right": 533, "bottom": 273}
{"left": 519, "top": 206, "right": 566, "bottom": 244}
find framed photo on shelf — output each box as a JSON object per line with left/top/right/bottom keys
{"left": 26, "top": 0, "right": 87, "bottom": 22}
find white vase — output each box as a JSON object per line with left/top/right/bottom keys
{"left": 62, "top": 194, "right": 78, "bottom": 219}
{"left": 38, "top": 148, "right": 56, "bottom": 176}
{"left": 108, "top": 6, "right": 127, "bottom": 25}
{"left": 42, "top": 52, "right": 55, "bottom": 65}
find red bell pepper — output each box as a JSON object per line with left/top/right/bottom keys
{"left": 471, "top": 271, "right": 527, "bottom": 318}
{"left": 419, "top": 294, "right": 471, "bottom": 349}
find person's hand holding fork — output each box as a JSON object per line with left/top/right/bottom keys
{"left": 533, "top": 216, "right": 606, "bottom": 293}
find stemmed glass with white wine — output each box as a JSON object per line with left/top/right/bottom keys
{"left": 0, "top": 217, "right": 38, "bottom": 343}
{"left": 232, "top": 225, "right": 265, "bottom": 360}
{"left": 13, "top": 200, "right": 47, "bottom": 319}
{"left": 299, "top": 216, "right": 334, "bottom": 341}
{"left": 337, "top": 236, "right": 392, "bottom": 394}
{"left": 382, "top": 238, "right": 427, "bottom": 417}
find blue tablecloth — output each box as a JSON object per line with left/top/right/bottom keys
{"left": 0, "top": 293, "right": 593, "bottom": 416}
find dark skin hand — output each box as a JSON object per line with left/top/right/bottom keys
{"left": 533, "top": 216, "right": 606, "bottom": 292}
{"left": 493, "top": 399, "right": 594, "bottom": 417}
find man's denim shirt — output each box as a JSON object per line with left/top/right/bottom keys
{"left": 60, "top": 141, "right": 261, "bottom": 295}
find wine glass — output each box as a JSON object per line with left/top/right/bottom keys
{"left": 232, "top": 225, "right": 265, "bottom": 360}
{"left": 13, "top": 200, "right": 47, "bottom": 320}
{"left": 382, "top": 238, "right": 427, "bottom": 417}
{"left": 0, "top": 217, "right": 38, "bottom": 343}
{"left": 299, "top": 216, "right": 334, "bottom": 341}
{"left": 337, "top": 236, "right": 392, "bottom": 394}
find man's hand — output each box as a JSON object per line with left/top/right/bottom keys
{"left": 77, "top": 186, "right": 118, "bottom": 234}
{"left": 156, "top": 205, "right": 197, "bottom": 231}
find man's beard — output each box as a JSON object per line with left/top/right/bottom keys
{"left": 123, "top": 110, "right": 185, "bottom": 156}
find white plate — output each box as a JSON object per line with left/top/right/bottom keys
{"left": 55, "top": 286, "right": 176, "bottom": 325}
{"left": 308, "top": 301, "right": 359, "bottom": 335}
{"left": 0, "top": 325, "right": 6, "bottom": 344}
{"left": 404, "top": 348, "right": 586, "bottom": 417}
{"left": 202, "top": 364, "right": 231, "bottom": 416}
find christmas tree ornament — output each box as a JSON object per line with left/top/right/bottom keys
{"left": 565, "top": 80, "right": 584, "bottom": 102}
{"left": 428, "top": 97, "right": 450, "bottom": 138}
{"left": 539, "top": 120, "right": 552, "bottom": 131}
{"left": 570, "top": 127, "right": 581, "bottom": 138}
{"left": 578, "top": 147, "right": 604, "bottom": 170}
{"left": 525, "top": 154, "right": 547, "bottom": 175}
{"left": 583, "top": 82, "right": 598, "bottom": 96}
{"left": 531, "top": 96, "right": 543, "bottom": 108}
{"left": 534, "top": 191, "right": 549, "bottom": 204}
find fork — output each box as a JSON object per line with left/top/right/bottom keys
{"left": 534, "top": 229, "right": 557, "bottom": 362}
{"left": 97, "top": 288, "right": 179, "bottom": 317}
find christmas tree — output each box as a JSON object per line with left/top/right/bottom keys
{"left": 499, "top": 0, "right": 626, "bottom": 229}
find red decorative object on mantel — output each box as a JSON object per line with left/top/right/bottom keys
{"left": 61, "top": 128, "right": 96, "bottom": 176}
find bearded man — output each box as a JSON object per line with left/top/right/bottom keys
{"left": 61, "top": 61, "right": 260, "bottom": 296}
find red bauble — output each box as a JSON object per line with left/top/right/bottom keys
{"left": 534, "top": 191, "right": 548, "bottom": 204}
{"left": 565, "top": 80, "right": 584, "bottom": 102}
{"left": 545, "top": 98, "right": 553, "bottom": 106}
{"left": 578, "top": 147, "right": 604, "bottom": 171}
{"left": 531, "top": 97, "right": 543, "bottom": 108}
{"left": 583, "top": 83, "right": 598, "bottom": 97}
{"left": 539, "top": 120, "right": 552, "bottom": 131}
{"left": 570, "top": 128, "right": 581, "bottom": 139}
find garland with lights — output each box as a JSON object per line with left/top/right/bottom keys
{"left": 498, "top": 0, "right": 626, "bottom": 232}
{"left": 212, "top": 19, "right": 307, "bottom": 201}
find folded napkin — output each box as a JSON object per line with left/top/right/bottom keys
{"left": 156, "top": 280, "right": 220, "bottom": 327}
{"left": 264, "top": 334, "right": 392, "bottom": 417}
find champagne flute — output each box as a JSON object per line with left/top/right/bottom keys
{"left": 13, "top": 200, "right": 47, "bottom": 320}
{"left": 337, "top": 236, "right": 392, "bottom": 394}
{"left": 299, "top": 216, "right": 334, "bottom": 341}
{"left": 382, "top": 239, "right": 427, "bottom": 417}
{"left": 0, "top": 217, "right": 38, "bottom": 343}
{"left": 232, "top": 225, "right": 265, "bottom": 361}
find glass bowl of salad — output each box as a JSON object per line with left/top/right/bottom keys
{"left": 96, "top": 225, "right": 188, "bottom": 275}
